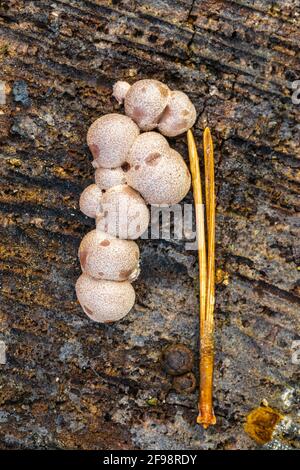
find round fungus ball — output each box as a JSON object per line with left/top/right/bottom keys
{"left": 79, "top": 183, "right": 103, "bottom": 218}
{"left": 158, "top": 90, "right": 197, "bottom": 137}
{"left": 76, "top": 273, "right": 135, "bottom": 323}
{"left": 113, "top": 81, "right": 131, "bottom": 104}
{"left": 78, "top": 229, "right": 140, "bottom": 281}
{"left": 87, "top": 113, "right": 139, "bottom": 168}
{"left": 114, "top": 79, "right": 197, "bottom": 137}
{"left": 126, "top": 131, "right": 169, "bottom": 166}
{"left": 96, "top": 184, "right": 149, "bottom": 239}
{"left": 126, "top": 140, "right": 191, "bottom": 205}
{"left": 95, "top": 167, "right": 127, "bottom": 190}
{"left": 124, "top": 79, "right": 170, "bottom": 131}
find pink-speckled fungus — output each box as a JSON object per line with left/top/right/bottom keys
{"left": 76, "top": 274, "right": 136, "bottom": 323}
{"left": 87, "top": 113, "right": 139, "bottom": 168}
{"left": 113, "top": 78, "right": 196, "bottom": 136}
{"left": 76, "top": 80, "right": 196, "bottom": 323}
{"left": 126, "top": 132, "right": 191, "bottom": 205}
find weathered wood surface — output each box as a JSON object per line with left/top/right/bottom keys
{"left": 0, "top": 0, "right": 299, "bottom": 450}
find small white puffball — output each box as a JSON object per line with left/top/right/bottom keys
{"left": 126, "top": 132, "right": 169, "bottom": 166}
{"left": 158, "top": 90, "right": 197, "bottom": 137}
{"left": 87, "top": 113, "right": 140, "bottom": 168}
{"left": 78, "top": 229, "right": 140, "bottom": 281}
{"left": 124, "top": 79, "right": 170, "bottom": 131}
{"left": 126, "top": 134, "right": 191, "bottom": 205}
{"left": 79, "top": 184, "right": 103, "bottom": 218}
{"left": 113, "top": 81, "right": 131, "bottom": 104}
{"left": 76, "top": 273, "right": 136, "bottom": 323}
{"left": 95, "top": 167, "right": 127, "bottom": 190}
{"left": 96, "top": 184, "right": 149, "bottom": 239}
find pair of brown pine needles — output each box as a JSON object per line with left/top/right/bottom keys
{"left": 187, "top": 128, "right": 216, "bottom": 429}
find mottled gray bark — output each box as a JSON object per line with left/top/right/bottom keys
{"left": 0, "top": 0, "right": 299, "bottom": 450}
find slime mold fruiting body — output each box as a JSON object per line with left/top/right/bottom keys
{"left": 79, "top": 229, "right": 140, "bottom": 282}
{"left": 113, "top": 79, "right": 196, "bottom": 136}
{"left": 87, "top": 113, "right": 139, "bottom": 168}
{"left": 76, "top": 274, "right": 136, "bottom": 323}
{"left": 76, "top": 80, "right": 196, "bottom": 323}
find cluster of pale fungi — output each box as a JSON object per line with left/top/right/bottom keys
{"left": 76, "top": 79, "right": 196, "bottom": 323}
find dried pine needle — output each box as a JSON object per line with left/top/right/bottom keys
{"left": 203, "top": 127, "right": 215, "bottom": 332}
{"left": 187, "top": 130, "right": 207, "bottom": 335}
{"left": 187, "top": 128, "right": 216, "bottom": 429}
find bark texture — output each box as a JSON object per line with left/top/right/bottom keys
{"left": 0, "top": 0, "right": 299, "bottom": 450}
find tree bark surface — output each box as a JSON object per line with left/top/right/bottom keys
{"left": 0, "top": 0, "right": 299, "bottom": 450}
